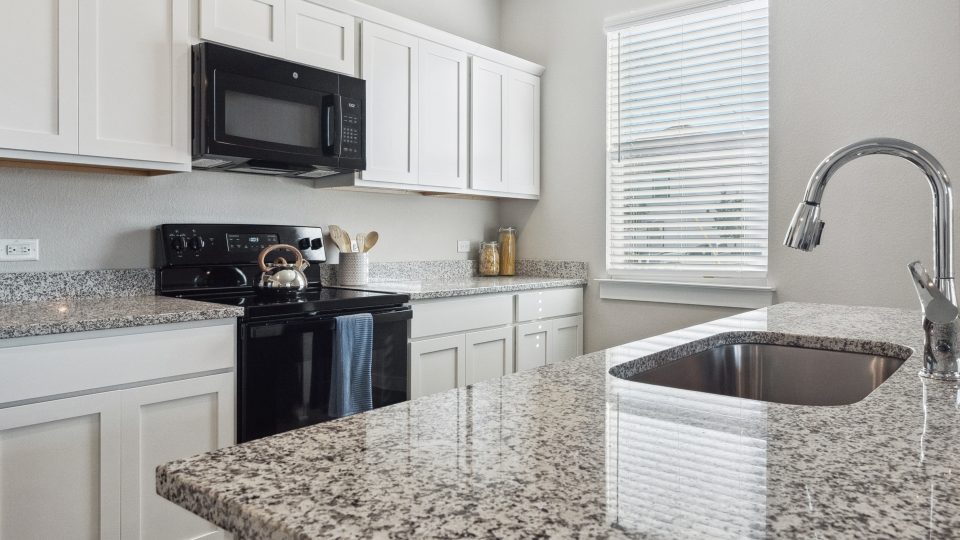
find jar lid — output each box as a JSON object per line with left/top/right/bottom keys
{"left": 480, "top": 241, "right": 499, "bottom": 247}
{"left": 498, "top": 226, "right": 516, "bottom": 232}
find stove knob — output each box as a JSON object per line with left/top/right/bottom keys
{"left": 298, "top": 238, "right": 311, "bottom": 251}
{"left": 310, "top": 238, "right": 323, "bottom": 250}
{"left": 171, "top": 236, "right": 185, "bottom": 253}
{"left": 188, "top": 235, "right": 205, "bottom": 252}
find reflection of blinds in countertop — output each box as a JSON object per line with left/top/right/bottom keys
{"left": 607, "top": 389, "right": 767, "bottom": 539}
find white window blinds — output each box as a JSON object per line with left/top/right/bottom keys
{"left": 606, "top": 0, "right": 769, "bottom": 281}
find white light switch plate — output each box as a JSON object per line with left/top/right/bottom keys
{"left": 0, "top": 239, "right": 39, "bottom": 261}
{"left": 457, "top": 240, "right": 471, "bottom": 253}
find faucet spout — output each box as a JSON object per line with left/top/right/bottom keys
{"left": 785, "top": 138, "right": 960, "bottom": 380}
{"left": 784, "top": 137, "right": 955, "bottom": 303}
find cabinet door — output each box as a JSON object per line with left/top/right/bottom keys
{"left": 360, "top": 22, "right": 419, "bottom": 184}
{"left": 120, "top": 373, "right": 235, "bottom": 540}
{"left": 410, "top": 335, "right": 465, "bottom": 399}
{"left": 505, "top": 70, "right": 541, "bottom": 196}
{"left": 79, "top": 0, "right": 189, "bottom": 164}
{"left": 0, "top": 393, "right": 121, "bottom": 540}
{"left": 516, "top": 321, "right": 550, "bottom": 373}
{"left": 465, "top": 327, "right": 514, "bottom": 385}
{"left": 200, "top": 0, "right": 285, "bottom": 57}
{"left": 470, "top": 57, "right": 508, "bottom": 192}
{"left": 0, "top": 0, "right": 78, "bottom": 153}
{"left": 418, "top": 41, "right": 468, "bottom": 189}
{"left": 287, "top": 0, "right": 355, "bottom": 75}
{"left": 549, "top": 315, "right": 583, "bottom": 365}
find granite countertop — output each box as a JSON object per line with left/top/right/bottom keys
{"left": 0, "top": 296, "right": 244, "bottom": 339}
{"left": 346, "top": 275, "right": 587, "bottom": 300}
{"left": 157, "top": 302, "right": 960, "bottom": 538}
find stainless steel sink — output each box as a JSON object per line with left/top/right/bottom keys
{"left": 625, "top": 343, "right": 907, "bottom": 406}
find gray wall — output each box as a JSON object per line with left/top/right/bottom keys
{"left": 0, "top": 0, "right": 503, "bottom": 273}
{"left": 499, "top": 0, "right": 960, "bottom": 352}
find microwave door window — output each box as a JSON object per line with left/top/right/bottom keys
{"left": 224, "top": 90, "right": 320, "bottom": 148}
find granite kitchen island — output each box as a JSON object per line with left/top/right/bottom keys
{"left": 157, "top": 303, "right": 960, "bottom": 539}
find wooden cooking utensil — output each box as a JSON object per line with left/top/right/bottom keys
{"left": 363, "top": 231, "right": 379, "bottom": 253}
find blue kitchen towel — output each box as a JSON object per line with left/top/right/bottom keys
{"left": 329, "top": 312, "right": 374, "bottom": 418}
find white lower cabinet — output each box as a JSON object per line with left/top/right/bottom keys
{"left": 465, "top": 326, "right": 514, "bottom": 385}
{"left": 516, "top": 315, "right": 584, "bottom": 372}
{"left": 120, "top": 374, "right": 235, "bottom": 540}
{"left": 409, "top": 288, "right": 584, "bottom": 398}
{"left": 0, "top": 321, "right": 236, "bottom": 540}
{"left": 410, "top": 334, "right": 466, "bottom": 399}
{"left": 0, "top": 392, "right": 122, "bottom": 540}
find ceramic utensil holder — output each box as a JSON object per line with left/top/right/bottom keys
{"left": 339, "top": 253, "right": 369, "bottom": 286}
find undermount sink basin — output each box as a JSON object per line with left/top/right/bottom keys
{"left": 623, "top": 342, "right": 908, "bottom": 406}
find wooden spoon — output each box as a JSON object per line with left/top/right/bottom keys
{"left": 363, "top": 231, "right": 379, "bottom": 253}
{"left": 328, "top": 225, "right": 349, "bottom": 252}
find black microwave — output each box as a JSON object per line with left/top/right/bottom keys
{"left": 192, "top": 42, "right": 365, "bottom": 178}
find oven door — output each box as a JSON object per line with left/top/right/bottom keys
{"left": 238, "top": 307, "right": 411, "bottom": 443}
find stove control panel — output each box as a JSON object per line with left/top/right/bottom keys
{"left": 157, "top": 224, "right": 326, "bottom": 267}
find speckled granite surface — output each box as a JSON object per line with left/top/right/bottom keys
{"left": 158, "top": 302, "right": 960, "bottom": 539}
{"left": 322, "top": 259, "right": 587, "bottom": 298}
{"left": 0, "top": 268, "right": 155, "bottom": 304}
{"left": 0, "top": 296, "right": 243, "bottom": 339}
{"left": 348, "top": 276, "right": 587, "bottom": 299}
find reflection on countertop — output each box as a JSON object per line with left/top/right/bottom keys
{"left": 157, "top": 303, "right": 960, "bottom": 539}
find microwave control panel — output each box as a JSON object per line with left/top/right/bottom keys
{"left": 341, "top": 97, "right": 362, "bottom": 158}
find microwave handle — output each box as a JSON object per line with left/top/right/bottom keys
{"left": 322, "top": 95, "right": 342, "bottom": 157}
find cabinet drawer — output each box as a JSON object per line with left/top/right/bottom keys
{"left": 516, "top": 288, "right": 583, "bottom": 322}
{"left": 411, "top": 294, "right": 513, "bottom": 338}
{"left": 0, "top": 321, "right": 236, "bottom": 406}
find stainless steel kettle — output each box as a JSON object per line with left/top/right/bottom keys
{"left": 256, "top": 244, "right": 310, "bottom": 293}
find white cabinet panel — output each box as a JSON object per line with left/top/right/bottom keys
{"left": 200, "top": 0, "right": 285, "bottom": 57}
{"left": 470, "top": 57, "right": 507, "bottom": 192}
{"left": 288, "top": 0, "right": 355, "bottom": 75}
{"left": 121, "top": 374, "right": 234, "bottom": 540}
{"left": 516, "top": 321, "right": 549, "bottom": 373}
{"left": 418, "top": 41, "right": 468, "bottom": 189}
{"left": 516, "top": 288, "right": 584, "bottom": 322}
{"left": 549, "top": 315, "right": 583, "bottom": 365}
{"left": 0, "top": 392, "right": 121, "bottom": 540}
{"left": 0, "top": 0, "right": 78, "bottom": 153}
{"left": 410, "top": 335, "right": 465, "bottom": 399}
{"left": 465, "top": 327, "right": 514, "bottom": 385}
{"left": 411, "top": 294, "right": 513, "bottom": 339}
{"left": 506, "top": 70, "right": 540, "bottom": 195}
{"left": 360, "top": 21, "right": 418, "bottom": 184}
{"left": 79, "top": 0, "right": 189, "bottom": 164}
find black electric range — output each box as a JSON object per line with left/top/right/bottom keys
{"left": 156, "top": 224, "right": 411, "bottom": 443}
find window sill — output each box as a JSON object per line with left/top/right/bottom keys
{"left": 596, "top": 278, "right": 776, "bottom": 309}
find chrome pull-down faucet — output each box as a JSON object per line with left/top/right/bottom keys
{"left": 784, "top": 137, "right": 960, "bottom": 380}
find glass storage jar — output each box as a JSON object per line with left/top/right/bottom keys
{"left": 498, "top": 227, "right": 517, "bottom": 276}
{"left": 479, "top": 241, "right": 500, "bottom": 276}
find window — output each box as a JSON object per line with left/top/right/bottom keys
{"left": 605, "top": 0, "right": 769, "bottom": 284}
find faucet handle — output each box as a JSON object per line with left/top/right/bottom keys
{"left": 909, "top": 261, "right": 959, "bottom": 322}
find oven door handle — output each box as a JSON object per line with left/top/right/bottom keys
{"left": 371, "top": 308, "right": 413, "bottom": 324}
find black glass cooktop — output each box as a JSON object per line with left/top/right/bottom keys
{"left": 173, "top": 287, "right": 409, "bottom": 320}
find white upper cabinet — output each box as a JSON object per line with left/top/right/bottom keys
{"left": 418, "top": 40, "right": 468, "bottom": 189}
{"left": 505, "top": 70, "right": 541, "bottom": 196}
{"left": 471, "top": 57, "right": 541, "bottom": 196}
{"left": 470, "top": 57, "right": 508, "bottom": 192}
{"left": 0, "top": 0, "right": 78, "bottom": 154}
{"left": 360, "top": 22, "right": 419, "bottom": 184}
{"left": 200, "top": 0, "right": 286, "bottom": 57}
{"left": 288, "top": 0, "right": 356, "bottom": 75}
{"left": 79, "top": 0, "right": 190, "bottom": 164}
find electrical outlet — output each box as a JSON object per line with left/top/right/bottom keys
{"left": 0, "top": 239, "right": 39, "bottom": 262}
{"left": 457, "top": 240, "right": 471, "bottom": 253}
